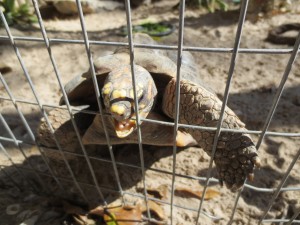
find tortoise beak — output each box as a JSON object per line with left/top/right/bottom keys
{"left": 112, "top": 109, "right": 152, "bottom": 138}
{"left": 113, "top": 118, "right": 136, "bottom": 138}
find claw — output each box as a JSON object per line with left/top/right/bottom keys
{"left": 219, "top": 179, "right": 224, "bottom": 187}
{"left": 247, "top": 173, "right": 254, "bottom": 182}
{"left": 252, "top": 156, "right": 261, "bottom": 169}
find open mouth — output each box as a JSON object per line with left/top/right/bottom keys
{"left": 114, "top": 118, "right": 136, "bottom": 138}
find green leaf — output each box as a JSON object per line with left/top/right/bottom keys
{"left": 105, "top": 212, "right": 118, "bottom": 225}
{"left": 4, "top": 12, "right": 14, "bottom": 25}
{"left": 4, "top": 0, "right": 15, "bottom": 12}
{"left": 216, "top": 0, "right": 228, "bottom": 11}
{"left": 18, "top": 3, "right": 30, "bottom": 14}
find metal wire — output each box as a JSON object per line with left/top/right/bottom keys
{"left": 0, "top": 9, "right": 88, "bottom": 202}
{"left": 0, "top": 142, "right": 29, "bottom": 189}
{"left": 286, "top": 208, "right": 300, "bottom": 225}
{"left": 0, "top": 112, "right": 49, "bottom": 193}
{"left": 170, "top": 0, "right": 186, "bottom": 223}
{"left": 73, "top": 0, "right": 125, "bottom": 204}
{"left": 1, "top": 96, "right": 300, "bottom": 137}
{"left": 196, "top": 0, "right": 249, "bottom": 223}
{"left": 0, "top": 35, "right": 299, "bottom": 54}
{"left": 1, "top": 134, "right": 300, "bottom": 195}
{"left": 124, "top": 0, "right": 151, "bottom": 219}
{"left": 0, "top": 164, "right": 23, "bottom": 191}
{"left": 262, "top": 219, "right": 300, "bottom": 224}
{"left": 0, "top": 72, "right": 64, "bottom": 191}
{"left": 228, "top": 23, "right": 300, "bottom": 225}
{"left": 258, "top": 147, "right": 300, "bottom": 225}
{"left": 0, "top": 1, "right": 300, "bottom": 224}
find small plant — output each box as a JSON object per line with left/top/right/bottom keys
{"left": 174, "top": 0, "right": 230, "bottom": 12}
{"left": 188, "top": 0, "right": 229, "bottom": 12}
{"left": 198, "top": 0, "right": 228, "bottom": 12}
{"left": 0, "top": 0, "right": 37, "bottom": 26}
{"left": 121, "top": 22, "right": 174, "bottom": 37}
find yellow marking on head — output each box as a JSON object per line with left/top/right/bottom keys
{"left": 137, "top": 83, "right": 143, "bottom": 89}
{"left": 139, "top": 103, "right": 145, "bottom": 109}
{"left": 102, "top": 82, "right": 112, "bottom": 95}
{"left": 110, "top": 104, "right": 125, "bottom": 115}
{"left": 129, "top": 88, "right": 143, "bottom": 99}
{"left": 103, "top": 82, "right": 112, "bottom": 89}
{"left": 129, "top": 89, "right": 134, "bottom": 98}
{"left": 104, "top": 95, "right": 110, "bottom": 108}
{"left": 103, "top": 88, "right": 111, "bottom": 95}
{"left": 112, "top": 89, "right": 127, "bottom": 99}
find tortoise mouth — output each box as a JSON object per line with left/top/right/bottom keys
{"left": 114, "top": 118, "right": 136, "bottom": 138}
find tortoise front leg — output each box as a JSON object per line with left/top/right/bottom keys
{"left": 162, "top": 78, "right": 260, "bottom": 191}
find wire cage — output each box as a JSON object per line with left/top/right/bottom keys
{"left": 0, "top": 0, "right": 300, "bottom": 224}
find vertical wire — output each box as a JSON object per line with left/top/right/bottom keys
{"left": 229, "top": 28, "right": 300, "bottom": 225}
{"left": 0, "top": 164, "right": 23, "bottom": 191}
{"left": 0, "top": 72, "right": 64, "bottom": 191}
{"left": 256, "top": 30, "right": 300, "bottom": 149}
{"left": 124, "top": 0, "right": 151, "bottom": 219}
{"left": 0, "top": 143, "right": 27, "bottom": 190}
{"left": 31, "top": 0, "right": 106, "bottom": 204}
{"left": 286, "top": 207, "right": 300, "bottom": 225}
{"left": 258, "top": 148, "right": 300, "bottom": 224}
{"left": 0, "top": 8, "right": 88, "bottom": 202}
{"left": 0, "top": 113, "right": 48, "bottom": 192}
{"left": 195, "top": 0, "right": 250, "bottom": 223}
{"left": 170, "top": 0, "right": 185, "bottom": 224}
{"left": 74, "top": 0, "right": 125, "bottom": 204}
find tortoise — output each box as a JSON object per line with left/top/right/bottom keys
{"left": 38, "top": 33, "right": 260, "bottom": 191}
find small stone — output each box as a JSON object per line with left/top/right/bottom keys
{"left": 6, "top": 204, "right": 20, "bottom": 215}
{"left": 0, "top": 62, "right": 12, "bottom": 74}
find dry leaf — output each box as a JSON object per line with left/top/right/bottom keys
{"left": 89, "top": 205, "right": 105, "bottom": 217}
{"left": 89, "top": 201, "right": 166, "bottom": 225}
{"left": 137, "top": 184, "right": 168, "bottom": 200}
{"left": 72, "top": 214, "right": 95, "bottom": 225}
{"left": 175, "top": 187, "right": 220, "bottom": 200}
{"left": 102, "top": 205, "right": 143, "bottom": 225}
{"left": 140, "top": 200, "right": 166, "bottom": 223}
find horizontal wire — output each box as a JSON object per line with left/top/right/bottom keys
{"left": 1, "top": 96, "right": 299, "bottom": 138}
{"left": 0, "top": 163, "right": 222, "bottom": 221}
{"left": 262, "top": 219, "right": 300, "bottom": 224}
{"left": 0, "top": 35, "right": 298, "bottom": 54}
{"left": 1, "top": 135, "right": 300, "bottom": 194}
{"left": 1, "top": 161, "right": 299, "bottom": 223}
{"left": 0, "top": 9, "right": 300, "bottom": 223}
{"left": 0, "top": 8, "right": 89, "bottom": 202}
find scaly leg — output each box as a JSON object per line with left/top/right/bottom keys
{"left": 162, "top": 78, "right": 260, "bottom": 191}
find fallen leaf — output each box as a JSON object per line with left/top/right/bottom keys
{"left": 137, "top": 184, "right": 168, "bottom": 200}
{"left": 72, "top": 214, "right": 95, "bottom": 225}
{"left": 140, "top": 200, "right": 166, "bottom": 223}
{"left": 91, "top": 205, "right": 143, "bottom": 225}
{"left": 104, "top": 206, "right": 142, "bottom": 225}
{"left": 89, "top": 205, "right": 104, "bottom": 217}
{"left": 175, "top": 187, "right": 220, "bottom": 200}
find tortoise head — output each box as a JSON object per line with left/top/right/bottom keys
{"left": 102, "top": 65, "right": 157, "bottom": 138}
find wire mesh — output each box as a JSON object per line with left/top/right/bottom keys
{"left": 0, "top": 0, "right": 300, "bottom": 224}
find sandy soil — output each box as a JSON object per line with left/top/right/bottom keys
{"left": 0, "top": 1, "right": 300, "bottom": 224}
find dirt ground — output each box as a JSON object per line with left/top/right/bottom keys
{"left": 0, "top": 1, "right": 300, "bottom": 224}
